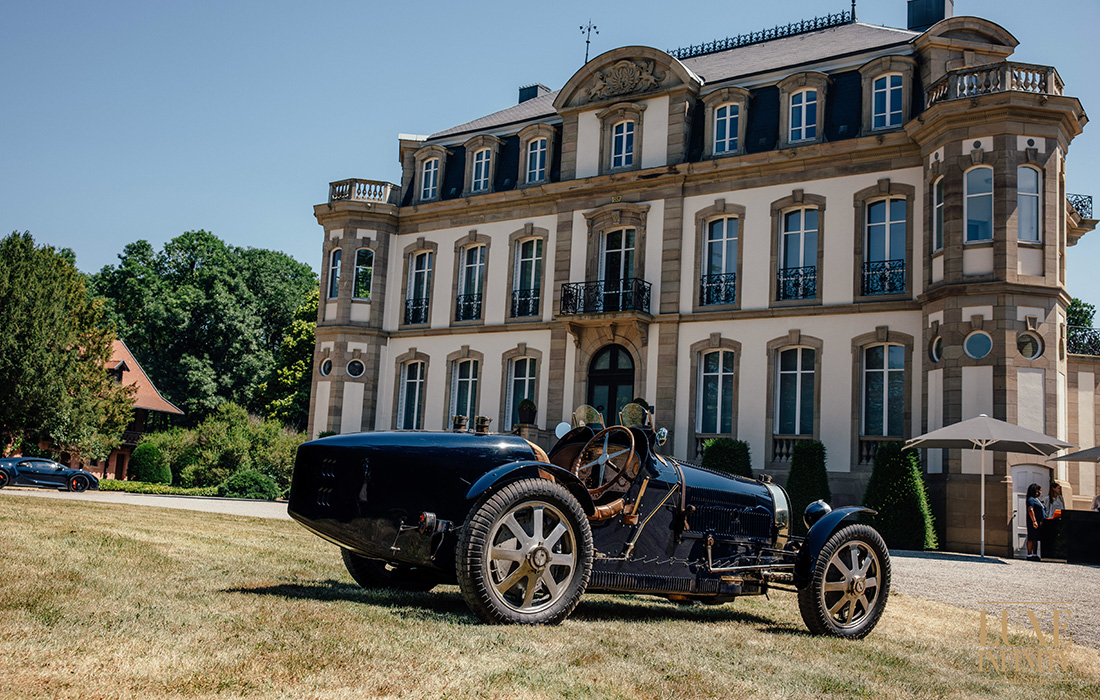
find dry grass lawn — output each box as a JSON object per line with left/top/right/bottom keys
{"left": 1, "top": 494, "right": 1097, "bottom": 699}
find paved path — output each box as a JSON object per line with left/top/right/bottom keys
{"left": 0, "top": 485, "right": 290, "bottom": 519}
{"left": 891, "top": 550, "right": 1099, "bottom": 649}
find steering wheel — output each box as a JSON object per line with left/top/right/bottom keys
{"left": 571, "top": 426, "right": 636, "bottom": 499}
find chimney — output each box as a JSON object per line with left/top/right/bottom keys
{"left": 518, "top": 83, "right": 551, "bottom": 104}
{"left": 907, "top": 0, "right": 953, "bottom": 32}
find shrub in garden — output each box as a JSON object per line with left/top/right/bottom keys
{"left": 786, "top": 440, "right": 831, "bottom": 536}
{"left": 861, "top": 441, "right": 938, "bottom": 550}
{"left": 217, "top": 469, "right": 281, "bottom": 500}
{"left": 701, "top": 438, "right": 752, "bottom": 478}
{"left": 127, "top": 443, "right": 172, "bottom": 484}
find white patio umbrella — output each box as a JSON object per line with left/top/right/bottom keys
{"left": 905, "top": 414, "right": 1073, "bottom": 557}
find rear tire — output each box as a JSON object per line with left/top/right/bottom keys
{"left": 341, "top": 550, "right": 437, "bottom": 592}
{"left": 798, "top": 523, "right": 890, "bottom": 638}
{"left": 456, "top": 478, "right": 592, "bottom": 625}
{"left": 68, "top": 475, "right": 89, "bottom": 493}
{"left": 0, "top": 469, "right": 8, "bottom": 489}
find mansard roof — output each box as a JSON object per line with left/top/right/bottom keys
{"left": 426, "top": 21, "right": 917, "bottom": 142}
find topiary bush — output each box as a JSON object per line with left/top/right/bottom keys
{"left": 786, "top": 440, "right": 831, "bottom": 536}
{"left": 128, "top": 443, "right": 172, "bottom": 484}
{"left": 861, "top": 441, "right": 938, "bottom": 550}
{"left": 701, "top": 438, "right": 752, "bottom": 478}
{"left": 217, "top": 469, "right": 281, "bottom": 500}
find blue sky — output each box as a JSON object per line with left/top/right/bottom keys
{"left": 3, "top": 0, "right": 1099, "bottom": 301}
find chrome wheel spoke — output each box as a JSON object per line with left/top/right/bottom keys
{"left": 521, "top": 572, "right": 538, "bottom": 608}
{"left": 828, "top": 593, "right": 852, "bottom": 616}
{"left": 822, "top": 580, "right": 848, "bottom": 593}
{"left": 503, "top": 514, "right": 531, "bottom": 547}
{"left": 544, "top": 522, "right": 568, "bottom": 550}
{"left": 540, "top": 570, "right": 563, "bottom": 599}
{"left": 495, "top": 564, "right": 529, "bottom": 596}
{"left": 864, "top": 576, "right": 878, "bottom": 590}
{"left": 491, "top": 545, "right": 524, "bottom": 562}
{"left": 532, "top": 506, "right": 545, "bottom": 542}
{"left": 549, "top": 552, "right": 574, "bottom": 568}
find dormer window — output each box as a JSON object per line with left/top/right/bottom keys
{"left": 597, "top": 102, "right": 645, "bottom": 175}
{"left": 527, "top": 138, "right": 547, "bottom": 183}
{"left": 461, "top": 134, "right": 503, "bottom": 196}
{"left": 517, "top": 123, "right": 556, "bottom": 187}
{"left": 714, "top": 105, "right": 739, "bottom": 154}
{"left": 611, "top": 121, "right": 634, "bottom": 168}
{"left": 789, "top": 89, "right": 817, "bottom": 142}
{"left": 872, "top": 74, "right": 904, "bottom": 129}
{"left": 471, "top": 149, "right": 491, "bottom": 192}
{"left": 412, "top": 144, "right": 450, "bottom": 204}
{"left": 702, "top": 87, "right": 751, "bottom": 159}
{"left": 859, "top": 56, "right": 916, "bottom": 134}
{"left": 421, "top": 158, "right": 439, "bottom": 200}
{"left": 778, "top": 73, "right": 830, "bottom": 148}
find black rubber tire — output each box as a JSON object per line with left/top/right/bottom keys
{"left": 69, "top": 475, "right": 89, "bottom": 493}
{"left": 0, "top": 469, "right": 8, "bottom": 489}
{"left": 798, "top": 523, "right": 891, "bottom": 639}
{"left": 456, "top": 478, "right": 592, "bottom": 625}
{"left": 340, "top": 549, "right": 437, "bottom": 592}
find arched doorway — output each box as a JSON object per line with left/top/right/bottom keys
{"left": 587, "top": 344, "right": 634, "bottom": 426}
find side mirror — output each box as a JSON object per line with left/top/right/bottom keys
{"left": 555, "top": 422, "right": 571, "bottom": 439}
{"left": 655, "top": 427, "right": 668, "bottom": 446}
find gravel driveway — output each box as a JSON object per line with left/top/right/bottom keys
{"left": 891, "top": 550, "right": 1099, "bottom": 649}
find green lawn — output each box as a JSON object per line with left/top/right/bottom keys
{"left": 0, "top": 494, "right": 1096, "bottom": 699}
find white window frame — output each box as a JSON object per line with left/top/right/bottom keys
{"left": 872, "top": 73, "right": 904, "bottom": 129}
{"left": 697, "top": 349, "right": 736, "bottom": 434}
{"left": 398, "top": 361, "right": 426, "bottom": 430}
{"left": 460, "top": 245, "right": 486, "bottom": 296}
{"left": 353, "top": 248, "right": 373, "bottom": 300}
{"left": 526, "top": 138, "right": 547, "bottom": 184}
{"left": 861, "top": 343, "right": 905, "bottom": 437}
{"left": 933, "top": 177, "right": 945, "bottom": 252}
{"left": 421, "top": 158, "right": 439, "bottom": 201}
{"left": 789, "top": 89, "right": 817, "bottom": 143}
{"left": 599, "top": 228, "right": 636, "bottom": 281}
{"left": 781, "top": 208, "right": 818, "bottom": 270}
{"left": 471, "top": 149, "right": 491, "bottom": 193}
{"left": 865, "top": 198, "right": 906, "bottom": 263}
{"left": 1017, "top": 165, "right": 1042, "bottom": 242}
{"left": 714, "top": 103, "right": 739, "bottom": 155}
{"left": 964, "top": 166, "right": 994, "bottom": 242}
{"left": 611, "top": 120, "right": 634, "bottom": 169}
{"left": 505, "top": 357, "right": 537, "bottom": 431}
{"left": 515, "top": 238, "right": 542, "bottom": 292}
{"left": 705, "top": 217, "right": 739, "bottom": 276}
{"left": 775, "top": 347, "right": 815, "bottom": 436}
{"left": 327, "top": 248, "right": 341, "bottom": 299}
{"left": 450, "top": 358, "right": 479, "bottom": 421}
{"left": 408, "top": 251, "right": 433, "bottom": 301}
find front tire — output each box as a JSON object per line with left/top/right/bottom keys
{"left": 0, "top": 469, "right": 8, "bottom": 489}
{"left": 68, "top": 475, "right": 89, "bottom": 493}
{"left": 798, "top": 523, "right": 890, "bottom": 638}
{"left": 456, "top": 478, "right": 592, "bottom": 625}
{"left": 341, "top": 550, "right": 437, "bottom": 592}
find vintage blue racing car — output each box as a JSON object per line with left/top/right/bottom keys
{"left": 288, "top": 403, "right": 890, "bottom": 636}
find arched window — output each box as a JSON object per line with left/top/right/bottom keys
{"left": 327, "top": 249, "right": 341, "bottom": 299}
{"left": 863, "top": 198, "right": 906, "bottom": 295}
{"left": 698, "top": 349, "right": 735, "bottom": 434}
{"left": 450, "top": 359, "right": 479, "bottom": 421}
{"left": 353, "top": 248, "right": 373, "bottom": 300}
{"left": 456, "top": 245, "right": 486, "bottom": 321}
{"left": 933, "top": 177, "right": 945, "bottom": 252}
{"left": 775, "top": 347, "right": 815, "bottom": 436}
{"left": 1018, "top": 166, "right": 1041, "bottom": 242}
{"left": 471, "top": 149, "right": 491, "bottom": 192}
{"left": 405, "top": 251, "right": 432, "bottom": 325}
{"left": 512, "top": 238, "right": 543, "bottom": 317}
{"left": 862, "top": 344, "right": 904, "bottom": 437}
{"left": 398, "top": 361, "right": 426, "bottom": 429}
{"left": 872, "top": 73, "right": 904, "bottom": 129}
{"left": 965, "top": 166, "right": 994, "bottom": 242}
{"left": 526, "top": 138, "right": 547, "bottom": 184}
{"left": 505, "top": 357, "right": 537, "bottom": 430}
{"left": 611, "top": 120, "right": 634, "bottom": 168}
{"left": 701, "top": 217, "right": 739, "bottom": 305}
{"left": 421, "top": 158, "right": 439, "bottom": 201}
{"left": 714, "top": 103, "right": 739, "bottom": 154}
{"left": 789, "top": 89, "right": 818, "bottom": 142}
{"left": 778, "top": 208, "right": 818, "bottom": 300}
{"left": 587, "top": 345, "right": 634, "bottom": 426}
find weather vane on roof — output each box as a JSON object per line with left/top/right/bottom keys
{"left": 580, "top": 20, "right": 598, "bottom": 64}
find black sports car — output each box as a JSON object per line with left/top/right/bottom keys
{"left": 288, "top": 403, "right": 890, "bottom": 637}
{"left": 0, "top": 457, "right": 99, "bottom": 493}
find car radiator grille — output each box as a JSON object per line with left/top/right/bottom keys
{"left": 691, "top": 505, "right": 772, "bottom": 540}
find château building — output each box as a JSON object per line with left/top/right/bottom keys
{"left": 308, "top": 1, "right": 1097, "bottom": 556}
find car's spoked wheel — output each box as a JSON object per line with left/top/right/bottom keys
{"left": 457, "top": 478, "right": 592, "bottom": 625}
{"left": 798, "top": 524, "right": 890, "bottom": 638}
{"left": 69, "top": 475, "right": 89, "bottom": 493}
{"left": 0, "top": 470, "right": 8, "bottom": 489}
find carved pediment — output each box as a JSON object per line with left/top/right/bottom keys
{"left": 586, "top": 60, "right": 666, "bottom": 102}
{"left": 553, "top": 46, "right": 701, "bottom": 112}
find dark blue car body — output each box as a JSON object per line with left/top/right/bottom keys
{"left": 0, "top": 457, "right": 99, "bottom": 492}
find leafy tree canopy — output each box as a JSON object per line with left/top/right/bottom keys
{"left": 0, "top": 231, "right": 133, "bottom": 458}
{"left": 1067, "top": 298, "right": 1096, "bottom": 329}
{"left": 254, "top": 285, "right": 318, "bottom": 430}
{"left": 89, "top": 230, "right": 316, "bottom": 424}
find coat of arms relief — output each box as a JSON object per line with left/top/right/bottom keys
{"left": 585, "top": 60, "right": 667, "bottom": 102}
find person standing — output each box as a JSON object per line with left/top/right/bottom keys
{"left": 1047, "top": 483, "right": 1065, "bottom": 516}
{"left": 1026, "top": 483, "right": 1045, "bottom": 561}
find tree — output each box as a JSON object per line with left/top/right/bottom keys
{"left": 1067, "top": 297, "right": 1095, "bottom": 328}
{"left": 253, "top": 286, "right": 318, "bottom": 430}
{"left": 701, "top": 438, "right": 752, "bottom": 478}
{"left": 0, "top": 231, "right": 133, "bottom": 457}
{"left": 786, "top": 440, "right": 831, "bottom": 536}
{"left": 862, "top": 442, "right": 937, "bottom": 550}
{"left": 90, "top": 231, "right": 317, "bottom": 424}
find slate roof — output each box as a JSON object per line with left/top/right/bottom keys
{"left": 110, "top": 339, "right": 184, "bottom": 415}
{"left": 427, "top": 22, "right": 918, "bottom": 143}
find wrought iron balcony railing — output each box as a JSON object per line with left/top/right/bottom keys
{"left": 1068, "top": 326, "right": 1100, "bottom": 355}
{"left": 700, "top": 273, "right": 737, "bottom": 306}
{"left": 404, "top": 297, "right": 429, "bottom": 325}
{"left": 776, "top": 265, "right": 817, "bottom": 301}
{"left": 328, "top": 178, "right": 401, "bottom": 204}
{"left": 511, "top": 289, "right": 540, "bottom": 317}
{"left": 455, "top": 294, "right": 482, "bottom": 321}
{"left": 560, "top": 278, "right": 651, "bottom": 315}
{"left": 862, "top": 259, "right": 906, "bottom": 296}
{"left": 926, "top": 61, "right": 1063, "bottom": 108}
{"left": 1068, "top": 194, "right": 1094, "bottom": 220}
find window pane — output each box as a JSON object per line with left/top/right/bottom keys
{"left": 701, "top": 374, "right": 718, "bottom": 434}
{"left": 968, "top": 194, "right": 993, "bottom": 241}
{"left": 780, "top": 348, "right": 797, "bottom": 372}
{"left": 1019, "top": 195, "right": 1039, "bottom": 241}
{"left": 887, "top": 371, "right": 905, "bottom": 436}
{"left": 968, "top": 167, "right": 993, "bottom": 194}
{"left": 888, "top": 344, "right": 905, "bottom": 370}
{"left": 889, "top": 221, "right": 906, "bottom": 260}
{"left": 864, "top": 372, "right": 883, "bottom": 436}
{"left": 865, "top": 345, "right": 884, "bottom": 370}
{"left": 868, "top": 201, "right": 886, "bottom": 225}
{"left": 799, "top": 371, "right": 815, "bottom": 435}
{"left": 720, "top": 373, "right": 734, "bottom": 434}
{"left": 778, "top": 374, "right": 797, "bottom": 434}
{"left": 704, "top": 351, "right": 719, "bottom": 373}
{"left": 801, "top": 348, "right": 815, "bottom": 371}
{"left": 723, "top": 350, "right": 735, "bottom": 373}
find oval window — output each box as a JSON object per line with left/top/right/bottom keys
{"left": 347, "top": 360, "right": 365, "bottom": 377}
{"left": 964, "top": 332, "right": 992, "bottom": 359}
{"left": 929, "top": 336, "right": 943, "bottom": 363}
{"left": 1017, "top": 333, "right": 1043, "bottom": 360}
{"left": 320, "top": 359, "right": 333, "bottom": 376}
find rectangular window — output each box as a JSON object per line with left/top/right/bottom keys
{"left": 512, "top": 238, "right": 543, "bottom": 317}
{"left": 872, "top": 74, "right": 904, "bottom": 129}
{"left": 1018, "top": 166, "right": 1041, "bottom": 242}
{"left": 698, "top": 349, "right": 735, "bottom": 434}
{"left": 353, "top": 248, "right": 373, "bottom": 300}
{"left": 714, "top": 104, "right": 739, "bottom": 154}
{"left": 421, "top": 159, "right": 439, "bottom": 200}
{"left": 527, "top": 138, "right": 547, "bottom": 183}
{"left": 790, "top": 89, "right": 817, "bottom": 142}
{"left": 776, "top": 347, "right": 814, "bottom": 435}
{"left": 399, "top": 361, "right": 425, "bottom": 429}
{"left": 933, "top": 178, "right": 945, "bottom": 251}
{"left": 405, "top": 252, "right": 432, "bottom": 324}
{"left": 863, "top": 344, "right": 904, "bottom": 437}
{"left": 451, "top": 359, "right": 479, "bottom": 421}
{"left": 701, "top": 218, "right": 738, "bottom": 305}
{"left": 472, "top": 149, "right": 490, "bottom": 192}
{"left": 965, "top": 167, "right": 994, "bottom": 242}
{"left": 863, "top": 199, "right": 906, "bottom": 295}
{"left": 457, "top": 246, "right": 485, "bottom": 321}
{"left": 611, "top": 121, "right": 634, "bottom": 168}
{"left": 327, "top": 249, "right": 341, "bottom": 299}
{"left": 777, "top": 209, "right": 818, "bottom": 301}
{"left": 506, "top": 357, "right": 537, "bottom": 430}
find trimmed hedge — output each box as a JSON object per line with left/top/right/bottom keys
{"left": 127, "top": 443, "right": 172, "bottom": 484}
{"left": 701, "top": 438, "right": 752, "bottom": 478}
{"left": 862, "top": 441, "right": 938, "bottom": 550}
{"left": 786, "top": 440, "right": 831, "bottom": 536}
{"left": 217, "top": 469, "right": 281, "bottom": 500}
{"left": 99, "top": 480, "right": 217, "bottom": 497}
